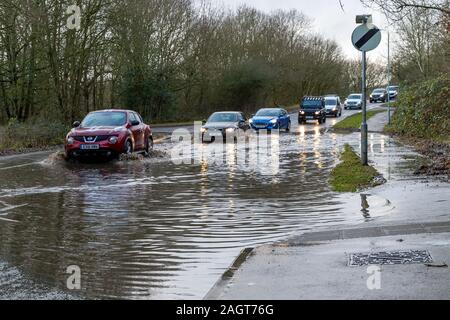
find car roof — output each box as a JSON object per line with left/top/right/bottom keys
{"left": 213, "top": 111, "right": 243, "bottom": 114}
{"left": 258, "top": 108, "right": 285, "bottom": 111}
{"left": 90, "top": 109, "right": 132, "bottom": 113}
{"left": 302, "top": 96, "right": 323, "bottom": 100}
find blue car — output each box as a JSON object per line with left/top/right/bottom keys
{"left": 249, "top": 108, "right": 291, "bottom": 132}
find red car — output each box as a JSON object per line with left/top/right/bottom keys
{"left": 65, "top": 110, "right": 153, "bottom": 159}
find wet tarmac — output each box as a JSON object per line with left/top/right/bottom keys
{"left": 1, "top": 104, "right": 445, "bottom": 300}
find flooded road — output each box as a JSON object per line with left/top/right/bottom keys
{"left": 0, "top": 105, "right": 434, "bottom": 299}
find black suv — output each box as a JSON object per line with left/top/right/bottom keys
{"left": 299, "top": 96, "right": 327, "bottom": 124}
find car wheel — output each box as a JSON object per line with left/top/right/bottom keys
{"left": 144, "top": 136, "right": 154, "bottom": 157}
{"left": 124, "top": 139, "right": 133, "bottom": 155}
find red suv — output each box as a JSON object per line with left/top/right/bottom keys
{"left": 65, "top": 110, "right": 153, "bottom": 159}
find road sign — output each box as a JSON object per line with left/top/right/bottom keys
{"left": 352, "top": 24, "right": 381, "bottom": 52}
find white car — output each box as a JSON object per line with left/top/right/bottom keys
{"left": 344, "top": 94, "right": 363, "bottom": 110}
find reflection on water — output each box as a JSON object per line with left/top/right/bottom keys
{"left": 0, "top": 130, "right": 403, "bottom": 299}
{"left": 361, "top": 194, "right": 370, "bottom": 220}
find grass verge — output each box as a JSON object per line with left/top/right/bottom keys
{"left": 333, "top": 110, "right": 385, "bottom": 131}
{"left": 0, "top": 122, "right": 68, "bottom": 156}
{"left": 329, "top": 144, "right": 384, "bottom": 192}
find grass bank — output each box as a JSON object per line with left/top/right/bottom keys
{"left": 333, "top": 110, "right": 385, "bottom": 131}
{"left": 386, "top": 74, "right": 449, "bottom": 144}
{"left": 384, "top": 75, "right": 449, "bottom": 177}
{"left": 0, "top": 121, "right": 68, "bottom": 156}
{"left": 329, "top": 144, "right": 384, "bottom": 192}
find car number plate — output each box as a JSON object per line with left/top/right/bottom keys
{"left": 306, "top": 116, "right": 314, "bottom": 119}
{"left": 81, "top": 144, "right": 100, "bottom": 150}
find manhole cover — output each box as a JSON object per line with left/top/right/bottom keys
{"left": 348, "top": 250, "right": 433, "bottom": 266}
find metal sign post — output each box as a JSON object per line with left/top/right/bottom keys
{"left": 352, "top": 15, "right": 381, "bottom": 166}
{"left": 387, "top": 31, "right": 391, "bottom": 125}
{"left": 361, "top": 50, "right": 368, "bottom": 166}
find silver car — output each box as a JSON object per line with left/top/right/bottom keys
{"left": 324, "top": 96, "right": 343, "bottom": 117}
{"left": 201, "top": 112, "right": 249, "bottom": 143}
{"left": 344, "top": 94, "right": 363, "bottom": 110}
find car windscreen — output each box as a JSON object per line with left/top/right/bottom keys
{"left": 325, "top": 99, "right": 337, "bottom": 106}
{"left": 373, "top": 89, "right": 385, "bottom": 93}
{"left": 348, "top": 95, "right": 362, "bottom": 100}
{"left": 301, "top": 101, "right": 322, "bottom": 109}
{"left": 81, "top": 112, "right": 127, "bottom": 127}
{"left": 208, "top": 113, "right": 238, "bottom": 123}
{"left": 255, "top": 109, "right": 281, "bottom": 117}
{"left": 388, "top": 86, "right": 399, "bottom": 91}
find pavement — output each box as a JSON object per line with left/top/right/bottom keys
{"left": 367, "top": 108, "right": 391, "bottom": 133}
{"left": 206, "top": 110, "right": 450, "bottom": 300}
{"left": 206, "top": 228, "right": 450, "bottom": 300}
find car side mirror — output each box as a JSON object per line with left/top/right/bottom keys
{"left": 131, "top": 120, "right": 140, "bottom": 126}
{"left": 202, "top": 119, "right": 207, "bottom": 125}
{"left": 73, "top": 121, "right": 80, "bottom": 128}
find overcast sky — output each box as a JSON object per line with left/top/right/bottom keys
{"left": 211, "top": 0, "right": 391, "bottom": 62}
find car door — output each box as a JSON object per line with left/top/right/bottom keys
{"left": 129, "top": 113, "right": 144, "bottom": 150}
{"left": 134, "top": 112, "right": 146, "bottom": 149}
{"left": 278, "top": 110, "right": 283, "bottom": 127}
{"left": 282, "top": 110, "right": 290, "bottom": 127}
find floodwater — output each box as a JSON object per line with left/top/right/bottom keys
{"left": 0, "top": 109, "right": 440, "bottom": 299}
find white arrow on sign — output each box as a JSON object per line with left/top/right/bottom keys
{"left": 352, "top": 24, "right": 381, "bottom": 52}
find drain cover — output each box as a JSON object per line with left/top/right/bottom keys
{"left": 348, "top": 250, "right": 433, "bottom": 266}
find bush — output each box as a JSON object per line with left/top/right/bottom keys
{"left": 389, "top": 75, "right": 450, "bottom": 142}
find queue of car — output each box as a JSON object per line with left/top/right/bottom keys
{"left": 65, "top": 85, "right": 399, "bottom": 158}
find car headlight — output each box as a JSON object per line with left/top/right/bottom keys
{"left": 201, "top": 127, "right": 207, "bottom": 133}
{"left": 270, "top": 119, "right": 278, "bottom": 124}
{"left": 108, "top": 136, "right": 118, "bottom": 144}
{"left": 315, "top": 111, "right": 321, "bottom": 115}
{"left": 333, "top": 107, "right": 337, "bottom": 111}
{"left": 249, "top": 119, "right": 253, "bottom": 124}
{"left": 300, "top": 110, "right": 305, "bottom": 115}
{"left": 226, "top": 128, "right": 236, "bottom": 133}
{"left": 67, "top": 137, "right": 74, "bottom": 145}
